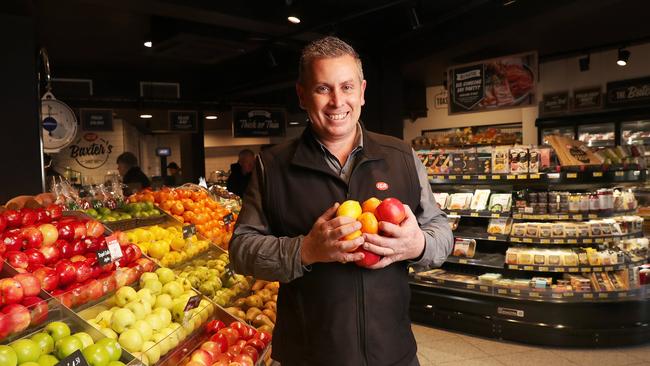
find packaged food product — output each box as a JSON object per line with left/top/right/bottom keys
{"left": 517, "top": 252, "right": 534, "bottom": 265}
{"left": 488, "top": 193, "right": 512, "bottom": 213}
{"left": 492, "top": 146, "right": 510, "bottom": 174}
{"left": 509, "top": 146, "right": 529, "bottom": 173}
{"left": 487, "top": 218, "right": 512, "bottom": 235}
{"left": 448, "top": 193, "right": 473, "bottom": 210}
{"left": 470, "top": 189, "right": 491, "bottom": 211}
{"left": 452, "top": 238, "right": 476, "bottom": 258}
{"left": 589, "top": 222, "right": 603, "bottom": 236}
{"left": 433, "top": 193, "right": 450, "bottom": 209}
{"left": 534, "top": 252, "right": 547, "bottom": 265}
{"left": 511, "top": 223, "right": 527, "bottom": 237}
{"left": 526, "top": 223, "right": 540, "bottom": 237}
{"left": 506, "top": 248, "right": 519, "bottom": 264}
{"left": 552, "top": 223, "right": 565, "bottom": 237}
{"left": 478, "top": 273, "right": 502, "bottom": 284}
{"left": 477, "top": 147, "right": 492, "bottom": 174}
{"left": 539, "top": 223, "right": 552, "bottom": 238}
{"left": 562, "top": 252, "right": 578, "bottom": 266}
{"left": 529, "top": 148, "right": 540, "bottom": 173}
{"left": 548, "top": 252, "right": 562, "bottom": 266}
{"left": 577, "top": 223, "right": 590, "bottom": 237}
{"left": 564, "top": 223, "right": 578, "bottom": 237}
{"left": 538, "top": 147, "right": 552, "bottom": 171}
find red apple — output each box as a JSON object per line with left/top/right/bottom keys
{"left": 21, "top": 296, "right": 48, "bottom": 325}
{"left": 2, "top": 230, "right": 23, "bottom": 252}
{"left": 55, "top": 239, "right": 74, "bottom": 259}
{"left": 128, "top": 244, "right": 142, "bottom": 262}
{"left": 354, "top": 248, "right": 381, "bottom": 268}
{"left": 6, "top": 251, "right": 29, "bottom": 269}
{"left": 37, "top": 223, "right": 58, "bottom": 246}
{"left": 52, "top": 290, "right": 73, "bottom": 308}
{"left": 3, "top": 210, "right": 22, "bottom": 229}
{"left": 2, "top": 303, "right": 31, "bottom": 333}
{"left": 374, "top": 197, "right": 406, "bottom": 225}
{"left": 14, "top": 273, "right": 41, "bottom": 297}
{"left": 72, "top": 222, "right": 87, "bottom": 240}
{"left": 67, "top": 283, "right": 88, "bottom": 307}
{"left": 46, "top": 204, "right": 63, "bottom": 221}
{"left": 33, "top": 267, "right": 59, "bottom": 291}
{"left": 190, "top": 349, "right": 213, "bottom": 366}
{"left": 135, "top": 258, "right": 155, "bottom": 273}
{"left": 245, "top": 338, "right": 265, "bottom": 353}
{"left": 24, "top": 248, "right": 46, "bottom": 267}
{"left": 55, "top": 259, "right": 77, "bottom": 287}
{"left": 85, "top": 237, "right": 104, "bottom": 252}
{"left": 230, "top": 322, "right": 250, "bottom": 340}
{"left": 0, "top": 278, "right": 24, "bottom": 305}
{"left": 206, "top": 319, "right": 226, "bottom": 334}
{"left": 218, "top": 327, "right": 240, "bottom": 347}
{"left": 39, "top": 245, "right": 61, "bottom": 265}
{"left": 210, "top": 353, "right": 232, "bottom": 366}
{"left": 84, "top": 279, "right": 103, "bottom": 301}
{"left": 227, "top": 344, "right": 242, "bottom": 356}
{"left": 73, "top": 261, "right": 92, "bottom": 283}
{"left": 0, "top": 312, "right": 12, "bottom": 339}
{"left": 232, "top": 353, "right": 254, "bottom": 366}
{"left": 241, "top": 345, "right": 259, "bottom": 363}
{"left": 0, "top": 215, "right": 7, "bottom": 233}
{"left": 200, "top": 341, "right": 223, "bottom": 360}
{"left": 57, "top": 223, "right": 74, "bottom": 242}
{"left": 21, "top": 208, "right": 38, "bottom": 227}
{"left": 85, "top": 220, "right": 105, "bottom": 238}
{"left": 209, "top": 333, "right": 229, "bottom": 353}
{"left": 98, "top": 273, "right": 117, "bottom": 293}
{"left": 254, "top": 331, "right": 272, "bottom": 346}
{"left": 71, "top": 240, "right": 86, "bottom": 257}
{"left": 121, "top": 245, "right": 135, "bottom": 263}
{"left": 34, "top": 208, "right": 50, "bottom": 224}
{"left": 115, "top": 231, "right": 129, "bottom": 245}
{"left": 70, "top": 255, "right": 86, "bottom": 263}
{"left": 21, "top": 227, "right": 43, "bottom": 249}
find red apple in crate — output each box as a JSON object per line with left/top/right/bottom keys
{"left": 84, "top": 279, "right": 103, "bottom": 301}
{"left": 0, "top": 241, "right": 6, "bottom": 256}
{"left": 3, "top": 210, "right": 22, "bottom": 229}
{"left": 0, "top": 278, "right": 24, "bottom": 305}
{"left": 71, "top": 240, "right": 86, "bottom": 257}
{"left": 72, "top": 222, "right": 87, "bottom": 240}
{"left": 0, "top": 215, "right": 7, "bottom": 233}
{"left": 56, "top": 223, "right": 74, "bottom": 242}
{"left": 2, "top": 303, "right": 31, "bottom": 333}
{"left": 200, "top": 341, "right": 222, "bottom": 360}
{"left": 85, "top": 237, "right": 104, "bottom": 252}
{"left": 3, "top": 231, "right": 23, "bottom": 252}
{"left": 209, "top": 333, "right": 229, "bottom": 353}
{"left": 245, "top": 338, "right": 265, "bottom": 353}
{"left": 37, "top": 223, "right": 58, "bottom": 246}
{"left": 135, "top": 258, "right": 155, "bottom": 273}
{"left": 33, "top": 267, "right": 59, "bottom": 291}
{"left": 128, "top": 244, "right": 142, "bottom": 262}
{"left": 206, "top": 319, "right": 225, "bottom": 334}
{"left": 374, "top": 197, "right": 406, "bottom": 225}
{"left": 34, "top": 208, "right": 50, "bottom": 224}
{"left": 21, "top": 296, "right": 48, "bottom": 325}
{"left": 85, "top": 220, "right": 105, "bottom": 238}
{"left": 190, "top": 349, "right": 213, "bottom": 366}
{"left": 46, "top": 204, "right": 63, "bottom": 221}
{"left": 21, "top": 208, "right": 38, "bottom": 227}
{"left": 241, "top": 347, "right": 259, "bottom": 364}
{"left": 73, "top": 261, "right": 92, "bottom": 283}
{"left": 218, "top": 327, "right": 240, "bottom": 347}
{"left": 210, "top": 354, "right": 232, "bottom": 366}
{"left": 52, "top": 290, "right": 74, "bottom": 308}
{"left": 66, "top": 283, "right": 87, "bottom": 307}
{"left": 6, "top": 251, "right": 29, "bottom": 269}
{"left": 21, "top": 227, "right": 44, "bottom": 249}
{"left": 24, "top": 249, "right": 46, "bottom": 268}
{"left": 115, "top": 231, "right": 129, "bottom": 245}
{"left": 56, "top": 239, "right": 74, "bottom": 259}
{"left": 39, "top": 245, "right": 61, "bottom": 265}
{"left": 70, "top": 255, "right": 86, "bottom": 263}
{"left": 230, "top": 322, "right": 253, "bottom": 340}
{"left": 98, "top": 273, "right": 117, "bottom": 293}
{"left": 114, "top": 268, "right": 131, "bottom": 287}
{"left": 98, "top": 259, "right": 115, "bottom": 274}
{"left": 232, "top": 354, "right": 254, "bottom": 366}
{"left": 254, "top": 331, "right": 272, "bottom": 346}
{"left": 0, "top": 312, "right": 12, "bottom": 339}
{"left": 55, "top": 259, "right": 77, "bottom": 287}
{"left": 14, "top": 273, "right": 41, "bottom": 297}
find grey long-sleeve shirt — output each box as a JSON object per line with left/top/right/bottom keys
{"left": 229, "top": 130, "right": 453, "bottom": 283}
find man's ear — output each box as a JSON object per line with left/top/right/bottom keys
{"left": 296, "top": 83, "right": 306, "bottom": 110}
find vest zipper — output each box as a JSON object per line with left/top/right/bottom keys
{"left": 358, "top": 272, "right": 368, "bottom": 366}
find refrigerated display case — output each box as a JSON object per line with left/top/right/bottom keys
{"left": 578, "top": 123, "right": 615, "bottom": 147}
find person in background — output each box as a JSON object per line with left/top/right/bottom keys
{"left": 116, "top": 152, "right": 150, "bottom": 196}
{"left": 166, "top": 162, "right": 183, "bottom": 186}
{"left": 229, "top": 36, "right": 453, "bottom": 366}
{"left": 226, "top": 149, "right": 255, "bottom": 197}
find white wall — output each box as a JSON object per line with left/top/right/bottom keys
{"left": 405, "top": 42, "right": 650, "bottom": 144}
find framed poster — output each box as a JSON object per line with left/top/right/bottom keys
{"left": 169, "top": 110, "right": 197, "bottom": 132}
{"left": 80, "top": 108, "right": 113, "bottom": 131}
{"left": 232, "top": 107, "right": 286, "bottom": 137}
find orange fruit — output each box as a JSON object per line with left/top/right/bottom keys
{"left": 171, "top": 201, "right": 185, "bottom": 216}
{"left": 358, "top": 212, "right": 379, "bottom": 234}
{"left": 342, "top": 229, "right": 362, "bottom": 241}
{"left": 361, "top": 197, "right": 382, "bottom": 215}
{"left": 337, "top": 200, "right": 362, "bottom": 219}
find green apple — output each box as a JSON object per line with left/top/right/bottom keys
{"left": 162, "top": 281, "right": 184, "bottom": 298}
{"left": 124, "top": 302, "right": 146, "bottom": 320}
{"left": 131, "top": 320, "right": 153, "bottom": 342}
{"left": 37, "top": 354, "right": 58, "bottom": 366}
{"left": 170, "top": 300, "right": 187, "bottom": 324}
{"left": 99, "top": 328, "right": 118, "bottom": 340}
{"left": 111, "top": 308, "right": 136, "bottom": 333}
{"left": 136, "top": 289, "right": 155, "bottom": 306}
{"left": 0, "top": 345, "right": 18, "bottom": 366}
{"left": 95, "top": 310, "right": 113, "bottom": 328}
{"left": 19, "top": 362, "right": 40, "bottom": 366}
{"left": 141, "top": 341, "right": 160, "bottom": 364}
{"left": 11, "top": 339, "right": 41, "bottom": 364}
{"left": 73, "top": 332, "right": 94, "bottom": 349}
{"left": 143, "top": 279, "right": 162, "bottom": 295}
{"left": 144, "top": 313, "right": 163, "bottom": 332}
{"left": 87, "top": 319, "right": 101, "bottom": 330}
{"left": 155, "top": 268, "right": 175, "bottom": 285}
{"left": 44, "top": 321, "right": 71, "bottom": 343}
{"left": 131, "top": 352, "right": 148, "bottom": 366}
{"left": 118, "top": 329, "right": 143, "bottom": 353}
{"left": 54, "top": 335, "right": 82, "bottom": 360}
{"left": 168, "top": 322, "right": 185, "bottom": 342}
{"left": 139, "top": 273, "right": 158, "bottom": 288}
{"left": 140, "top": 301, "right": 152, "bottom": 316}
{"left": 82, "top": 344, "right": 110, "bottom": 366}
{"left": 95, "top": 338, "right": 121, "bottom": 362}
{"left": 107, "top": 362, "right": 126, "bottom": 366}
{"left": 178, "top": 277, "right": 193, "bottom": 291}
{"left": 30, "top": 333, "right": 54, "bottom": 355}
{"left": 153, "top": 308, "right": 172, "bottom": 328}
{"left": 154, "top": 294, "right": 173, "bottom": 310}
{"left": 115, "top": 287, "right": 138, "bottom": 307}
{"left": 150, "top": 333, "right": 169, "bottom": 355}
{"left": 160, "top": 327, "right": 179, "bottom": 350}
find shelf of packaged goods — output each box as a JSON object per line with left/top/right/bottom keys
{"left": 428, "top": 169, "right": 647, "bottom": 185}
{"left": 445, "top": 253, "right": 505, "bottom": 269}
{"left": 511, "top": 210, "right": 638, "bottom": 221}
{"left": 453, "top": 229, "right": 509, "bottom": 242}
{"left": 509, "top": 231, "right": 644, "bottom": 245}
{"left": 410, "top": 275, "right": 649, "bottom": 303}
{"left": 505, "top": 259, "right": 646, "bottom": 273}
{"left": 445, "top": 210, "right": 510, "bottom": 218}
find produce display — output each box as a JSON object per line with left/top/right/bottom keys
{"left": 125, "top": 225, "right": 212, "bottom": 267}
{"left": 224, "top": 280, "right": 278, "bottom": 334}
{"left": 0, "top": 272, "right": 50, "bottom": 342}
{"left": 83, "top": 202, "right": 163, "bottom": 222}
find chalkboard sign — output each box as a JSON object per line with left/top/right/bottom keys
{"left": 96, "top": 248, "right": 112, "bottom": 266}
{"left": 573, "top": 87, "right": 602, "bottom": 110}
{"left": 56, "top": 350, "right": 89, "bottom": 366}
{"left": 184, "top": 295, "right": 202, "bottom": 312}
{"left": 169, "top": 110, "right": 197, "bottom": 132}
{"left": 541, "top": 92, "right": 569, "bottom": 114}
{"left": 81, "top": 109, "right": 113, "bottom": 131}
{"left": 223, "top": 213, "right": 234, "bottom": 225}
{"left": 452, "top": 64, "right": 485, "bottom": 111}
{"left": 183, "top": 224, "right": 196, "bottom": 239}
{"left": 233, "top": 107, "right": 286, "bottom": 137}
{"left": 606, "top": 76, "right": 650, "bottom": 108}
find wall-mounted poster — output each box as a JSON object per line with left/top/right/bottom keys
{"left": 447, "top": 52, "right": 537, "bottom": 114}
{"left": 232, "top": 107, "right": 286, "bottom": 137}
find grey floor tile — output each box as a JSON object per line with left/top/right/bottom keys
{"left": 551, "top": 348, "right": 643, "bottom": 366}
{"left": 495, "top": 349, "right": 577, "bottom": 366}
{"left": 417, "top": 338, "right": 488, "bottom": 364}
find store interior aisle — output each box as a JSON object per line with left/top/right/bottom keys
{"left": 412, "top": 323, "right": 650, "bottom": 366}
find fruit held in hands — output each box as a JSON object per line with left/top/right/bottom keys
{"left": 337, "top": 200, "right": 362, "bottom": 219}
{"left": 374, "top": 198, "right": 406, "bottom": 225}
{"left": 354, "top": 248, "right": 381, "bottom": 268}
{"left": 358, "top": 212, "right": 379, "bottom": 234}
{"left": 361, "top": 197, "right": 382, "bottom": 214}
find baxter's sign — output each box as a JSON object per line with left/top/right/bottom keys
{"left": 68, "top": 133, "right": 113, "bottom": 170}
{"left": 606, "top": 76, "right": 650, "bottom": 108}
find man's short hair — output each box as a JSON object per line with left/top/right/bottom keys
{"left": 239, "top": 149, "right": 255, "bottom": 158}
{"left": 298, "top": 36, "right": 363, "bottom": 84}
{"left": 117, "top": 152, "right": 138, "bottom": 167}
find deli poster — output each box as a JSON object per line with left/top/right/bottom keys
{"left": 447, "top": 52, "right": 537, "bottom": 114}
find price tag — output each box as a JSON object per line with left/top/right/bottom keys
{"left": 448, "top": 175, "right": 457, "bottom": 180}
{"left": 508, "top": 265, "right": 519, "bottom": 270}
{"left": 568, "top": 267, "right": 579, "bottom": 272}
{"left": 588, "top": 214, "right": 597, "bottom": 219}
{"left": 529, "top": 292, "right": 540, "bottom": 297}
{"left": 511, "top": 289, "right": 520, "bottom": 294}
{"left": 511, "top": 237, "right": 521, "bottom": 242}
{"left": 539, "top": 266, "right": 549, "bottom": 272}
{"left": 183, "top": 295, "right": 202, "bottom": 312}
{"left": 488, "top": 236, "right": 497, "bottom": 241}
{"left": 572, "top": 214, "right": 582, "bottom": 220}
{"left": 615, "top": 171, "right": 625, "bottom": 177}
{"left": 449, "top": 212, "right": 458, "bottom": 216}
{"left": 567, "top": 173, "right": 577, "bottom": 178}
{"left": 634, "top": 170, "right": 641, "bottom": 176}
{"left": 618, "top": 292, "right": 628, "bottom": 298}
{"left": 498, "top": 289, "right": 507, "bottom": 294}
{"left": 478, "top": 175, "right": 487, "bottom": 180}
{"left": 96, "top": 248, "right": 112, "bottom": 266}
{"left": 507, "top": 175, "right": 516, "bottom": 180}
{"left": 435, "top": 175, "right": 444, "bottom": 180}
{"left": 492, "top": 175, "right": 501, "bottom": 180}
{"left": 436, "top": 279, "right": 444, "bottom": 284}
{"left": 462, "top": 175, "right": 471, "bottom": 180}
{"left": 605, "top": 266, "right": 614, "bottom": 271}
{"left": 540, "top": 239, "right": 550, "bottom": 244}
{"left": 480, "top": 286, "right": 488, "bottom": 292}
{"left": 523, "top": 238, "right": 533, "bottom": 243}
{"left": 558, "top": 215, "right": 569, "bottom": 220}
{"left": 106, "top": 234, "right": 123, "bottom": 262}
{"left": 563, "top": 292, "right": 574, "bottom": 297}
{"left": 567, "top": 239, "right": 577, "bottom": 244}
{"left": 513, "top": 214, "right": 522, "bottom": 219}
{"left": 583, "top": 239, "right": 593, "bottom": 243}
{"left": 56, "top": 350, "right": 89, "bottom": 366}
{"left": 458, "top": 259, "right": 468, "bottom": 264}
{"left": 466, "top": 284, "right": 476, "bottom": 289}
{"left": 595, "top": 238, "right": 604, "bottom": 243}
{"left": 491, "top": 213, "right": 500, "bottom": 218}
{"left": 223, "top": 213, "right": 235, "bottom": 225}
{"left": 530, "top": 174, "right": 540, "bottom": 179}
{"left": 593, "top": 172, "right": 603, "bottom": 177}
{"left": 523, "top": 266, "right": 534, "bottom": 271}
{"left": 555, "top": 267, "right": 565, "bottom": 272}
{"left": 583, "top": 293, "right": 594, "bottom": 299}
{"left": 554, "top": 239, "right": 565, "bottom": 244}
{"left": 182, "top": 224, "right": 197, "bottom": 239}
{"left": 593, "top": 267, "right": 602, "bottom": 272}
{"left": 517, "top": 174, "right": 528, "bottom": 179}
{"left": 582, "top": 268, "right": 592, "bottom": 272}
{"left": 470, "top": 212, "right": 479, "bottom": 217}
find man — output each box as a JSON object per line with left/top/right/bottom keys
{"left": 226, "top": 149, "right": 255, "bottom": 197}
{"left": 166, "top": 162, "right": 183, "bottom": 186}
{"left": 116, "top": 152, "right": 150, "bottom": 196}
{"left": 229, "top": 36, "right": 453, "bottom": 366}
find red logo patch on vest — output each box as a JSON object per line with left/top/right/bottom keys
{"left": 376, "top": 181, "right": 389, "bottom": 191}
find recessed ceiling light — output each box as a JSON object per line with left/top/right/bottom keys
{"left": 289, "top": 121, "right": 300, "bottom": 125}
{"left": 144, "top": 41, "right": 152, "bottom": 48}
{"left": 205, "top": 115, "right": 218, "bottom": 120}
{"left": 139, "top": 114, "right": 153, "bottom": 119}
{"left": 288, "top": 16, "right": 301, "bottom": 24}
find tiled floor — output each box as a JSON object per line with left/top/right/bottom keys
{"left": 412, "top": 323, "right": 650, "bottom": 366}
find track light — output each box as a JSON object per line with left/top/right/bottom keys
{"left": 579, "top": 55, "right": 590, "bottom": 72}
{"left": 144, "top": 41, "right": 152, "bottom": 48}
{"left": 408, "top": 7, "right": 421, "bottom": 30}
{"left": 286, "top": 0, "right": 300, "bottom": 24}
{"left": 617, "top": 48, "right": 630, "bottom": 66}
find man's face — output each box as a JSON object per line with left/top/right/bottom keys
{"left": 297, "top": 55, "right": 366, "bottom": 142}
{"left": 240, "top": 155, "right": 255, "bottom": 174}
{"left": 117, "top": 162, "right": 128, "bottom": 176}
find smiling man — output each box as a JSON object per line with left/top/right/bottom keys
{"left": 229, "top": 36, "right": 453, "bottom": 366}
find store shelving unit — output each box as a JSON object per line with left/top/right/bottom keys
{"left": 410, "top": 168, "right": 650, "bottom": 347}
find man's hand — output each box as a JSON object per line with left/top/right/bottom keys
{"left": 362, "top": 205, "right": 425, "bottom": 269}
{"left": 301, "top": 203, "right": 365, "bottom": 265}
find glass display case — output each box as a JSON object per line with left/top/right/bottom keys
{"left": 578, "top": 123, "right": 615, "bottom": 147}
{"left": 541, "top": 126, "right": 575, "bottom": 144}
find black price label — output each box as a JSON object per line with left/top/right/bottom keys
{"left": 96, "top": 248, "right": 112, "bottom": 266}
{"left": 223, "top": 213, "right": 234, "bottom": 225}
{"left": 182, "top": 224, "right": 196, "bottom": 239}
{"left": 56, "top": 350, "right": 89, "bottom": 366}
{"left": 184, "top": 295, "right": 202, "bottom": 312}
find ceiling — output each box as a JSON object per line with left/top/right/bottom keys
{"left": 33, "top": 0, "right": 650, "bottom": 108}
